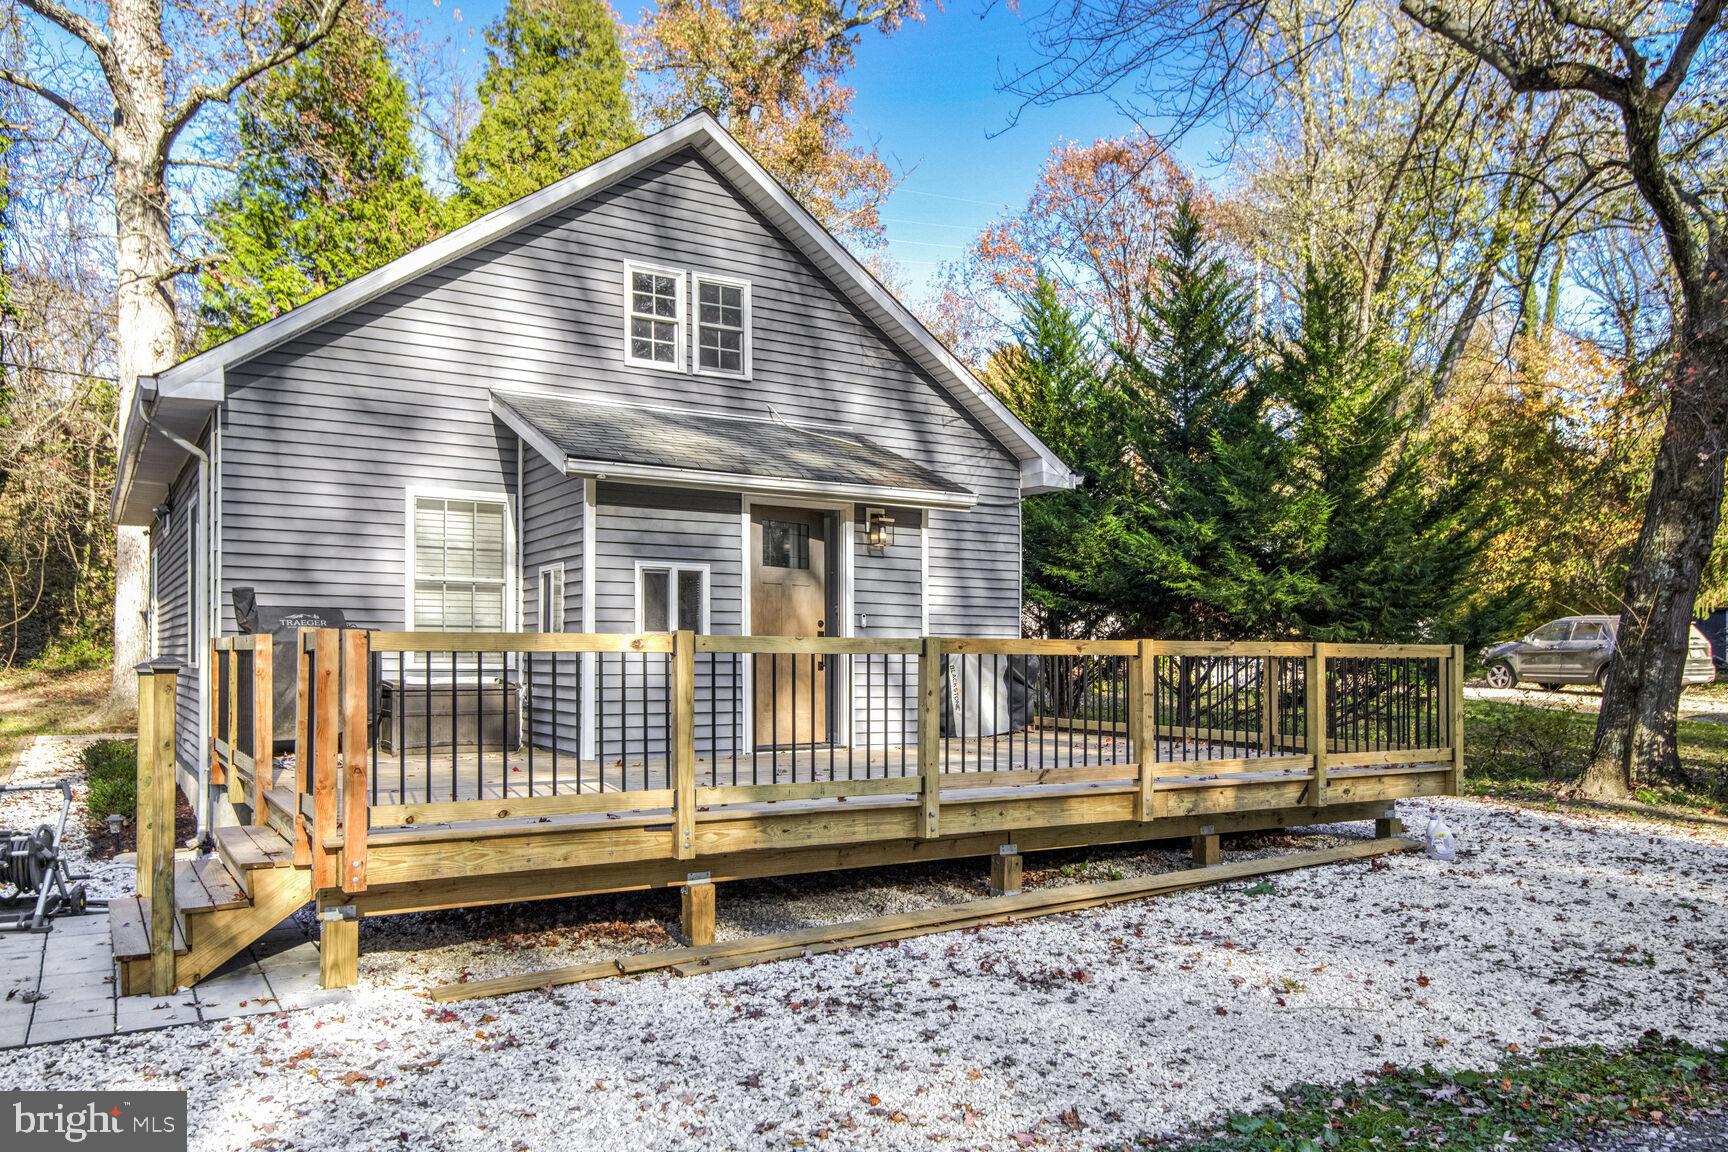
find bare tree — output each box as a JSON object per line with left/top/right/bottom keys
{"left": 1396, "top": 0, "right": 1727, "bottom": 796}
{"left": 0, "top": 0, "right": 346, "bottom": 705}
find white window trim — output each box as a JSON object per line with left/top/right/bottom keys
{"left": 402, "top": 486, "right": 518, "bottom": 634}
{"left": 538, "top": 562, "right": 567, "bottom": 633}
{"left": 623, "top": 261, "right": 686, "bottom": 373}
{"left": 632, "top": 560, "right": 711, "bottom": 633}
{"left": 186, "top": 509, "right": 199, "bottom": 666}
{"left": 692, "top": 271, "right": 752, "bottom": 379}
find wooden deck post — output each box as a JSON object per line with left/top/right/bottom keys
{"left": 207, "top": 645, "right": 221, "bottom": 792}
{"left": 135, "top": 659, "right": 179, "bottom": 997}
{"left": 989, "top": 845, "right": 1023, "bottom": 894}
{"left": 680, "top": 878, "right": 715, "bottom": 946}
{"left": 311, "top": 628, "right": 341, "bottom": 891}
{"left": 317, "top": 896, "right": 359, "bottom": 988}
{"left": 672, "top": 629, "right": 697, "bottom": 860}
{"left": 1305, "top": 643, "right": 1329, "bottom": 807}
{"left": 292, "top": 629, "right": 313, "bottom": 867}
{"left": 1191, "top": 829, "right": 1221, "bottom": 867}
{"left": 340, "top": 629, "right": 371, "bottom": 894}
{"left": 1375, "top": 813, "right": 1405, "bottom": 838}
{"left": 917, "top": 638, "right": 942, "bottom": 839}
{"left": 1449, "top": 644, "right": 1466, "bottom": 795}
{"left": 1134, "top": 640, "right": 1156, "bottom": 821}
{"left": 252, "top": 633, "right": 273, "bottom": 824}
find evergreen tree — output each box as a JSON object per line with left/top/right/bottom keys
{"left": 990, "top": 276, "right": 1117, "bottom": 637}
{"left": 199, "top": 5, "right": 439, "bottom": 346}
{"left": 1103, "top": 198, "right": 1320, "bottom": 638}
{"left": 452, "top": 0, "right": 638, "bottom": 220}
{"left": 1270, "top": 267, "right": 1504, "bottom": 644}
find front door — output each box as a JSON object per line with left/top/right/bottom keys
{"left": 751, "top": 506, "right": 830, "bottom": 747}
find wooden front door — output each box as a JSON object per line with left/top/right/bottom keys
{"left": 751, "top": 506, "right": 829, "bottom": 747}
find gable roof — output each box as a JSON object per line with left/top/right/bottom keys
{"left": 111, "top": 111, "right": 1077, "bottom": 525}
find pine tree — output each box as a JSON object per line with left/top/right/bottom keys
{"left": 990, "top": 276, "right": 1118, "bottom": 637}
{"left": 199, "top": 6, "right": 439, "bottom": 346}
{"left": 1104, "top": 198, "right": 1319, "bottom": 638}
{"left": 1270, "top": 267, "right": 1503, "bottom": 644}
{"left": 452, "top": 0, "right": 639, "bottom": 220}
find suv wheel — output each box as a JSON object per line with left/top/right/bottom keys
{"left": 1485, "top": 661, "right": 1516, "bottom": 690}
{"left": 1596, "top": 664, "right": 1611, "bottom": 689}
{"left": 1538, "top": 682, "right": 1563, "bottom": 692}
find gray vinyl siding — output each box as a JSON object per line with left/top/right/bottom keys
{"left": 218, "top": 146, "right": 1019, "bottom": 639}
{"left": 593, "top": 483, "right": 741, "bottom": 760}
{"left": 151, "top": 452, "right": 202, "bottom": 774}
{"left": 851, "top": 506, "right": 921, "bottom": 746}
{"left": 520, "top": 446, "right": 584, "bottom": 751}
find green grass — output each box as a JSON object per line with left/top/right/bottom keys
{"left": 82, "top": 738, "right": 137, "bottom": 824}
{"left": 0, "top": 665, "right": 132, "bottom": 772}
{"left": 1464, "top": 698, "right": 1728, "bottom": 814}
{"left": 1152, "top": 1033, "right": 1728, "bottom": 1152}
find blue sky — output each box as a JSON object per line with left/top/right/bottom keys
{"left": 405, "top": 0, "right": 1201, "bottom": 300}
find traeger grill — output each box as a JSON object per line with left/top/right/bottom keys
{"left": 232, "top": 587, "right": 347, "bottom": 754}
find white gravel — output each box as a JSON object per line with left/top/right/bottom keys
{"left": 1, "top": 734, "right": 133, "bottom": 901}
{"left": 2, "top": 754, "right": 1725, "bottom": 1150}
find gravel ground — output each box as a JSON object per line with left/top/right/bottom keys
{"left": 2, "top": 748, "right": 1725, "bottom": 1150}
{"left": 0, "top": 734, "right": 134, "bottom": 901}
{"left": 1549, "top": 1110, "right": 1728, "bottom": 1151}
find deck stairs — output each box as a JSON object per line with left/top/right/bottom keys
{"left": 111, "top": 822, "right": 311, "bottom": 994}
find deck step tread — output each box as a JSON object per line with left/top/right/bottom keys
{"left": 214, "top": 824, "right": 294, "bottom": 872}
{"left": 109, "top": 896, "right": 189, "bottom": 961}
{"left": 189, "top": 855, "right": 250, "bottom": 910}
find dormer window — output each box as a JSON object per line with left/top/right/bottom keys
{"left": 695, "top": 274, "right": 750, "bottom": 377}
{"left": 625, "top": 263, "right": 684, "bottom": 371}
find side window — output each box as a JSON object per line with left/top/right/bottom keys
{"left": 186, "top": 512, "right": 198, "bottom": 664}
{"left": 538, "top": 564, "right": 566, "bottom": 634}
{"left": 1572, "top": 621, "right": 1609, "bottom": 642}
{"left": 624, "top": 264, "right": 684, "bottom": 371}
{"left": 1530, "top": 620, "right": 1572, "bottom": 643}
{"left": 638, "top": 565, "right": 706, "bottom": 632}
{"left": 694, "top": 275, "right": 750, "bottom": 377}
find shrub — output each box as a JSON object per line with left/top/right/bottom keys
{"left": 83, "top": 738, "right": 137, "bottom": 823}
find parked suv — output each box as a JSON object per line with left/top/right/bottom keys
{"left": 1481, "top": 615, "right": 1717, "bottom": 690}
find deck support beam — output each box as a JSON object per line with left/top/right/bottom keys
{"left": 680, "top": 879, "right": 715, "bottom": 947}
{"left": 318, "top": 897, "right": 359, "bottom": 988}
{"left": 1191, "top": 830, "right": 1221, "bottom": 868}
{"left": 989, "top": 846, "right": 1022, "bottom": 895}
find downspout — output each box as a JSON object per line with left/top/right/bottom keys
{"left": 145, "top": 395, "right": 216, "bottom": 847}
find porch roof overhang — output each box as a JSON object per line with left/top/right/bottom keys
{"left": 492, "top": 388, "right": 979, "bottom": 510}
{"left": 111, "top": 376, "right": 221, "bottom": 526}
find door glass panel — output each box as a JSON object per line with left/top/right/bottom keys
{"left": 641, "top": 568, "right": 670, "bottom": 631}
{"left": 1572, "top": 621, "right": 1608, "bottom": 642}
{"left": 762, "top": 520, "right": 810, "bottom": 569}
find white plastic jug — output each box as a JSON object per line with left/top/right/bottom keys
{"left": 1425, "top": 813, "right": 1457, "bottom": 862}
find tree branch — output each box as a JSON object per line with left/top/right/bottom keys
{"left": 1542, "top": 0, "right": 1645, "bottom": 87}
{"left": 158, "top": 0, "right": 348, "bottom": 157}
{"left": 0, "top": 66, "right": 113, "bottom": 153}
{"left": 1652, "top": 0, "right": 1725, "bottom": 105}
{"left": 1397, "top": 0, "right": 1632, "bottom": 106}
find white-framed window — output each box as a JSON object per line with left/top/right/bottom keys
{"left": 694, "top": 273, "right": 750, "bottom": 377}
{"left": 408, "top": 492, "right": 512, "bottom": 631}
{"left": 624, "top": 262, "right": 685, "bottom": 371}
{"left": 538, "top": 563, "right": 566, "bottom": 633}
{"left": 634, "top": 562, "right": 708, "bottom": 632}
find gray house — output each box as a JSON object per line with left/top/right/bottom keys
{"left": 109, "top": 112, "right": 1076, "bottom": 810}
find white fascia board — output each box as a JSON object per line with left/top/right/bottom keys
{"left": 489, "top": 394, "right": 571, "bottom": 474}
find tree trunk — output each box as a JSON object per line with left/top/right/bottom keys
{"left": 108, "top": 0, "right": 179, "bottom": 708}
{"left": 1582, "top": 247, "right": 1728, "bottom": 799}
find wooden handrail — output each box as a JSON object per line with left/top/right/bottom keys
{"left": 369, "top": 631, "right": 673, "bottom": 654}
{"left": 340, "top": 628, "right": 370, "bottom": 893}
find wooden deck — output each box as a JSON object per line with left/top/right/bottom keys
{"left": 115, "top": 630, "right": 1464, "bottom": 996}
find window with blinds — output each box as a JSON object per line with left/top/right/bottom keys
{"left": 413, "top": 497, "right": 508, "bottom": 631}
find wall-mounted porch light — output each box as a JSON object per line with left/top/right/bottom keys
{"left": 865, "top": 507, "right": 897, "bottom": 549}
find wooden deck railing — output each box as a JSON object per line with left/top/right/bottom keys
{"left": 209, "top": 633, "right": 273, "bottom": 825}
{"left": 251, "top": 630, "right": 1464, "bottom": 897}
